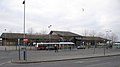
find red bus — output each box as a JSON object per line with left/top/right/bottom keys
{"left": 35, "top": 43, "right": 47, "bottom": 50}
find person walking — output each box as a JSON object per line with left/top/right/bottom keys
{"left": 54, "top": 45, "right": 57, "bottom": 52}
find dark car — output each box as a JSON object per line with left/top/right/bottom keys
{"left": 46, "top": 46, "right": 55, "bottom": 50}
{"left": 77, "top": 45, "right": 86, "bottom": 49}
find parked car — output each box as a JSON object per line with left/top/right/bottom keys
{"left": 77, "top": 45, "right": 86, "bottom": 49}
{"left": 46, "top": 46, "right": 55, "bottom": 50}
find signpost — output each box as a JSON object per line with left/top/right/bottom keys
{"left": 23, "top": 38, "right": 28, "bottom": 43}
{"left": 23, "top": 38, "right": 28, "bottom": 60}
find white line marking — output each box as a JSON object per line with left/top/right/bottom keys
{"left": 75, "top": 60, "right": 100, "bottom": 64}
{"left": 0, "top": 61, "right": 10, "bottom": 66}
{"left": 74, "top": 61, "right": 84, "bottom": 63}
{"left": 86, "top": 62, "right": 111, "bottom": 67}
{"left": 0, "top": 57, "right": 7, "bottom": 59}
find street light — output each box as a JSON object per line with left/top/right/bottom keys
{"left": 48, "top": 25, "right": 52, "bottom": 32}
{"left": 104, "top": 39, "right": 106, "bottom": 56}
{"left": 107, "top": 30, "right": 112, "bottom": 47}
{"left": 104, "top": 30, "right": 111, "bottom": 56}
{"left": 23, "top": 0, "right": 27, "bottom": 61}
{"left": 48, "top": 25, "right": 52, "bottom": 42}
{"left": 93, "top": 35, "right": 96, "bottom": 54}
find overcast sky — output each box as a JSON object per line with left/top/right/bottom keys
{"left": 0, "top": 0, "right": 120, "bottom": 40}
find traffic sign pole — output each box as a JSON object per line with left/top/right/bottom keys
{"left": 23, "top": 38, "right": 28, "bottom": 61}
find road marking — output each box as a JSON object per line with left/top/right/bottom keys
{"left": 0, "top": 57, "right": 7, "bottom": 59}
{"left": 86, "top": 62, "right": 111, "bottom": 67}
{"left": 0, "top": 62, "right": 7, "bottom": 66}
{"left": 74, "top": 61, "right": 84, "bottom": 63}
{"left": 75, "top": 60, "right": 100, "bottom": 64}
{"left": 0, "top": 61, "right": 10, "bottom": 66}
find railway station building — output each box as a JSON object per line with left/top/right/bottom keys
{"left": 0, "top": 31, "right": 109, "bottom": 47}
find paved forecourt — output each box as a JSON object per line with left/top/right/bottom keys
{"left": 11, "top": 48, "right": 120, "bottom": 63}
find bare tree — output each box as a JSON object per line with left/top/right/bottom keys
{"left": 27, "top": 28, "right": 34, "bottom": 34}
{"left": 89, "top": 30, "right": 97, "bottom": 37}
{"left": 27, "top": 28, "right": 35, "bottom": 50}
{"left": 35, "top": 32, "right": 41, "bottom": 35}
{"left": 109, "top": 33, "right": 118, "bottom": 42}
{"left": 8, "top": 29, "right": 13, "bottom": 33}
{"left": 82, "top": 29, "right": 89, "bottom": 36}
{"left": 96, "top": 32, "right": 105, "bottom": 38}
{"left": 40, "top": 28, "right": 47, "bottom": 34}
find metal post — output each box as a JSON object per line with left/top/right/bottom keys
{"left": 16, "top": 44, "right": 17, "bottom": 50}
{"left": 104, "top": 42, "right": 105, "bottom": 56}
{"left": 104, "top": 31, "right": 108, "bottom": 56}
{"left": 18, "top": 39, "right": 21, "bottom": 60}
{"left": 93, "top": 41, "right": 95, "bottom": 54}
{"left": 23, "top": 0, "right": 27, "bottom": 61}
{"left": 5, "top": 29, "right": 6, "bottom": 51}
{"left": 19, "top": 46, "right": 20, "bottom": 60}
{"left": 93, "top": 35, "right": 95, "bottom": 54}
{"left": 104, "top": 30, "right": 111, "bottom": 55}
{"left": 111, "top": 36, "right": 113, "bottom": 48}
{"left": 48, "top": 25, "right": 52, "bottom": 42}
{"left": 23, "top": 0, "right": 25, "bottom": 40}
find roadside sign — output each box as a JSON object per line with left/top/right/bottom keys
{"left": 18, "top": 39, "right": 20, "bottom": 45}
{"left": 23, "top": 38, "right": 28, "bottom": 43}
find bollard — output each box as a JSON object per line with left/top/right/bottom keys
{"left": 23, "top": 50, "right": 26, "bottom": 60}
{"left": 19, "top": 46, "right": 20, "bottom": 60}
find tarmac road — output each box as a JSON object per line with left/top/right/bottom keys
{"left": 0, "top": 48, "right": 120, "bottom": 67}
{"left": 0, "top": 51, "right": 17, "bottom": 66}
{"left": 1, "top": 55, "right": 120, "bottom": 67}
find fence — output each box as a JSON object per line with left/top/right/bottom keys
{"left": 0, "top": 46, "right": 35, "bottom": 51}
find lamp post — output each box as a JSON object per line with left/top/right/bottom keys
{"left": 108, "top": 30, "right": 112, "bottom": 48}
{"left": 104, "top": 30, "right": 111, "bottom": 56}
{"left": 48, "top": 25, "right": 52, "bottom": 42}
{"left": 5, "top": 29, "right": 6, "bottom": 51}
{"left": 104, "top": 39, "right": 106, "bottom": 56}
{"left": 23, "top": 0, "right": 27, "bottom": 61}
{"left": 104, "top": 31, "right": 108, "bottom": 56}
{"left": 23, "top": 0, "right": 25, "bottom": 39}
{"left": 48, "top": 25, "right": 52, "bottom": 32}
{"left": 93, "top": 35, "right": 96, "bottom": 54}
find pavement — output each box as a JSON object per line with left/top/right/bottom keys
{"left": 11, "top": 48, "right": 120, "bottom": 64}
